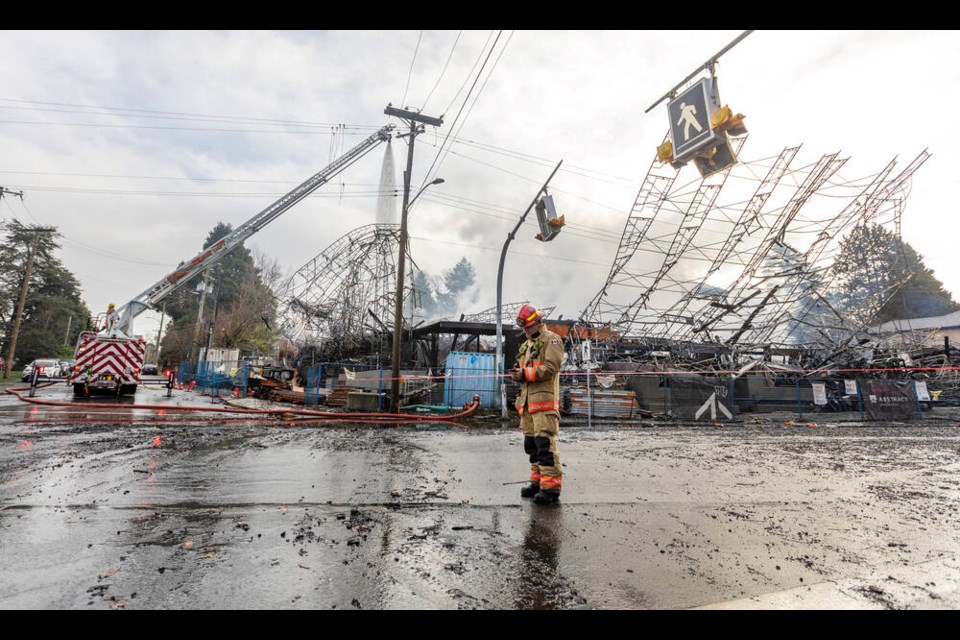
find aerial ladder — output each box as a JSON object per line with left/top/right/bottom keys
{"left": 114, "top": 124, "right": 395, "bottom": 334}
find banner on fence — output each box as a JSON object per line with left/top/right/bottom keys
{"left": 668, "top": 374, "right": 733, "bottom": 421}
{"left": 859, "top": 380, "right": 915, "bottom": 420}
{"left": 812, "top": 382, "right": 828, "bottom": 406}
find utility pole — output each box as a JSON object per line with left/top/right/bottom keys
{"left": 384, "top": 105, "right": 443, "bottom": 412}
{"left": 3, "top": 222, "right": 57, "bottom": 378}
{"left": 155, "top": 302, "right": 166, "bottom": 365}
{"left": 63, "top": 315, "right": 72, "bottom": 346}
{"left": 203, "top": 268, "right": 223, "bottom": 366}
{"left": 193, "top": 271, "right": 211, "bottom": 361}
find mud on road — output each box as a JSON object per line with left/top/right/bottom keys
{"left": 2, "top": 394, "right": 960, "bottom": 609}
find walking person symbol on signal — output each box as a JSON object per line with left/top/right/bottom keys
{"left": 676, "top": 102, "right": 703, "bottom": 141}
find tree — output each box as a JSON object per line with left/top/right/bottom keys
{"left": 212, "top": 250, "right": 279, "bottom": 354}
{"left": 158, "top": 223, "right": 277, "bottom": 365}
{"left": 410, "top": 269, "right": 438, "bottom": 319}
{"left": 437, "top": 257, "right": 477, "bottom": 311}
{"left": 162, "top": 222, "right": 252, "bottom": 323}
{"left": 829, "top": 224, "right": 958, "bottom": 326}
{"left": 0, "top": 221, "right": 91, "bottom": 367}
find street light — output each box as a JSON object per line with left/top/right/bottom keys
{"left": 410, "top": 178, "right": 444, "bottom": 207}
{"left": 390, "top": 176, "right": 444, "bottom": 412}
{"left": 495, "top": 161, "right": 563, "bottom": 419}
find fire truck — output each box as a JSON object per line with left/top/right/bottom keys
{"left": 69, "top": 307, "right": 146, "bottom": 396}
{"left": 80, "top": 125, "right": 393, "bottom": 396}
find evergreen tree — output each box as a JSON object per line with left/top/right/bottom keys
{"left": 830, "top": 224, "right": 958, "bottom": 326}
{"left": 410, "top": 269, "right": 438, "bottom": 319}
{"left": 437, "top": 257, "right": 477, "bottom": 311}
{"left": 0, "top": 221, "right": 91, "bottom": 366}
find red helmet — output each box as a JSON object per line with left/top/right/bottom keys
{"left": 516, "top": 303, "right": 542, "bottom": 329}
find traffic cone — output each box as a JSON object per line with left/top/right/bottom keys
{"left": 178, "top": 381, "right": 184, "bottom": 390}
{"left": 187, "top": 380, "right": 196, "bottom": 391}
{"left": 231, "top": 387, "right": 239, "bottom": 398}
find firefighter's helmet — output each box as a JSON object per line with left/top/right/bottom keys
{"left": 516, "top": 304, "right": 542, "bottom": 329}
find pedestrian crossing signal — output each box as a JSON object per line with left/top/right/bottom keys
{"left": 694, "top": 136, "right": 738, "bottom": 178}
{"left": 535, "top": 195, "right": 565, "bottom": 242}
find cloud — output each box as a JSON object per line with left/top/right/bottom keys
{"left": 2, "top": 29, "right": 957, "bottom": 340}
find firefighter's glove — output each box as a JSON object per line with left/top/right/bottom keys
{"left": 510, "top": 369, "right": 525, "bottom": 382}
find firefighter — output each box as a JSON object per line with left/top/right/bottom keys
{"left": 510, "top": 304, "right": 565, "bottom": 504}
{"left": 101, "top": 303, "right": 120, "bottom": 332}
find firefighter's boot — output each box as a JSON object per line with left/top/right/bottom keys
{"left": 521, "top": 437, "right": 541, "bottom": 499}
{"left": 533, "top": 489, "right": 560, "bottom": 504}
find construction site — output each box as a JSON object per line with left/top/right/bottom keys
{"left": 199, "top": 115, "right": 957, "bottom": 425}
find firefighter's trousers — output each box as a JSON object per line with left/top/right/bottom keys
{"left": 520, "top": 410, "right": 562, "bottom": 493}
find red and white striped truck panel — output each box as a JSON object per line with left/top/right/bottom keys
{"left": 69, "top": 332, "right": 146, "bottom": 388}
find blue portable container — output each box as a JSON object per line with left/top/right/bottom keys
{"left": 444, "top": 351, "right": 499, "bottom": 409}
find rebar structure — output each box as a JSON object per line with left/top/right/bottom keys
{"left": 581, "top": 135, "right": 931, "bottom": 355}
{"left": 461, "top": 302, "right": 557, "bottom": 325}
{"left": 276, "top": 224, "right": 413, "bottom": 360}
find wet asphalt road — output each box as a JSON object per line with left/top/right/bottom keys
{"left": 2, "top": 382, "right": 960, "bottom": 609}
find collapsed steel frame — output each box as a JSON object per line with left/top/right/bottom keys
{"left": 578, "top": 133, "right": 932, "bottom": 368}
{"left": 276, "top": 223, "right": 411, "bottom": 361}
{"left": 271, "top": 132, "right": 945, "bottom": 400}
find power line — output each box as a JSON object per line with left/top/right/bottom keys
{"left": 2, "top": 185, "right": 397, "bottom": 198}
{"left": 409, "top": 234, "right": 612, "bottom": 267}
{"left": 443, "top": 31, "right": 495, "bottom": 117}
{"left": 418, "top": 30, "right": 503, "bottom": 193}
{"left": 401, "top": 30, "right": 423, "bottom": 107}
{"left": 422, "top": 31, "right": 462, "bottom": 112}
{"left": 0, "top": 98, "right": 381, "bottom": 130}
{"left": 424, "top": 30, "right": 513, "bottom": 187}
{"left": 0, "top": 120, "right": 370, "bottom": 135}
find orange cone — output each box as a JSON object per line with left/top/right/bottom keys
{"left": 231, "top": 387, "right": 239, "bottom": 398}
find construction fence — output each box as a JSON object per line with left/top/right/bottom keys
{"left": 177, "top": 360, "right": 250, "bottom": 397}
{"left": 566, "top": 372, "right": 937, "bottom": 422}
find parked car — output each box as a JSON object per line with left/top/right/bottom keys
{"left": 59, "top": 360, "right": 75, "bottom": 377}
{"left": 21, "top": 359, "right": 60, "bottom": 383}
{"left": 142, "top": 364, "right": 158, "bottom": 376}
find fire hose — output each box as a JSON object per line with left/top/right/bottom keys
{"left": 3, "top": 384, "right": 480, "bottom": 424}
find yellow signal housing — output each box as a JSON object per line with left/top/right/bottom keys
{"left": 656, "top": 139, "right": 674, "bottom": 163}
{"left": 711, "top": 105, "right": 747, "bottom": 137}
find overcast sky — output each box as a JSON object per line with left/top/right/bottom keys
{"left": 1, "top": 30, "right": 957, "bottom": 340}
